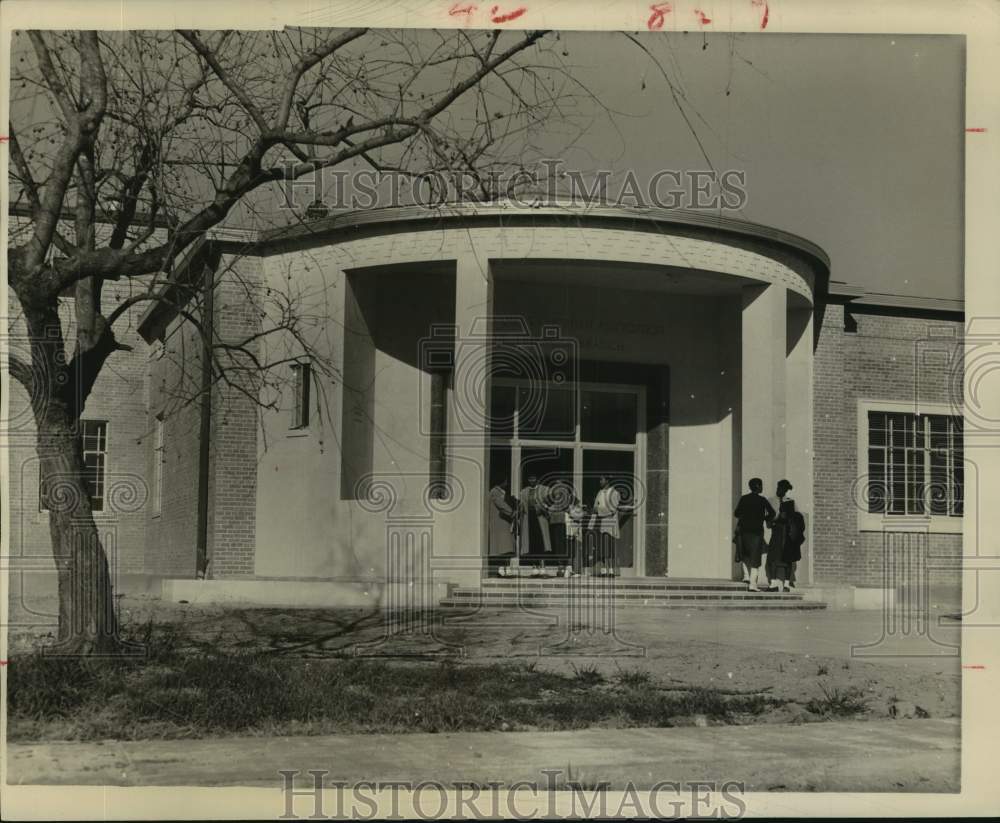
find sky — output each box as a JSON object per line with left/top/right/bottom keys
{"left": 11, "top": 29, "right": 964, "bottom": 303}
{"left": 547, "top": 31, "right": 965, "bottom": 303}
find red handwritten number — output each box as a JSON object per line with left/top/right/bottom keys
{"left": 647, "top": 3, "right": 672, "bottom": 30}
{"left": 490, "top": 5, "right": 527, "bottom": 23}
{"left": 694, "top": 9, "right": 712, "bottom": 25}
{"left": 449, "top": 3, "right": 477, "bottom": 16}
{"left": 752, "top": 0, "right": 769, "bottom": 30}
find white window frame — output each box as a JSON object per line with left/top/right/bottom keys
{"left": 39, "top": 419, "right": 109, "bottom": 514}
{"left": 857, "top": 399, "right": 963, "bottom": 534}
{"left": 488, "top": 378, "right": 647, "bottom": 575}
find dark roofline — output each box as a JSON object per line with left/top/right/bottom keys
{"left": 827, "top": 286, "right": 964, "bottom": 320}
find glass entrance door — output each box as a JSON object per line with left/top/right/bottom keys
{"left": 488, "top": 379, "right": 645, "bottom": 575}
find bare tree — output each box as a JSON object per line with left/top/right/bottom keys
{"left": 6, "top": 27, "right": 591, "bottom": 654}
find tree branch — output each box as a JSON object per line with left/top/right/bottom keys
{"left": 8, "top": 126, "right": 77, "bottom": 260}
{"left": 27, "top": 31, "right": 78, "bottom": 122}
{"left": 178, "top": 30, "right": 270, "bottom": 133}
{"left": 16, "top": 32, "right": 108, "bottom": 283}
{"left": 275, "top": 28, "right": 368, "bottom": 130}
{"left": 8, "top": 352, "right": 35, "bottom": 394}
{"left": 43, "top": 29, "right": 554, "bottom": 294}
{"left": 61, "top": 325, "right": 132, "bottom": 420}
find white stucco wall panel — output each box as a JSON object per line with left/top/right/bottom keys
{"left": 253, "top": 221, "right": 817, "bottom": 583}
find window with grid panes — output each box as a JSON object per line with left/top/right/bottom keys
{"left": 39, "top": 420, "right": 108, "bottom": 512}
{"left": 866, "top": 411, "right": 963, "bottom": 517}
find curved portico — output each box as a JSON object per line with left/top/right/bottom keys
{"left": 253, "top": 204, "right": 829, "bottom": 589}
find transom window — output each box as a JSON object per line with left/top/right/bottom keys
{"left": 866, "top": 410, "right": 963, "bottom": 517}
{"left": 489, "top": 381, "right": 639, "bottom": 447}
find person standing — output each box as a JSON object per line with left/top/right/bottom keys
{"left": 566, "top": 494, "right": 587, "bottom": 576}
{"left": 591, "top": 474, "right": 621, "bottom": 576}
{"left": 547, "top": 480, "right": 586, "bottom": 575}
{"left": 733, "top": 477, "right": 776, "bottom": 591}
{"left": 519, "top": 474, "right": 553, "bottom": 554}
{"left": 487, "top": 480, "right": 517, "bottom": 558}
{"left": 766, "top": 479, "right": 802, "bottom": 593}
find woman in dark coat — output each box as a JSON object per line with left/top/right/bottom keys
{"left": 766, "top": 479, "right": 802, "bottom": 592}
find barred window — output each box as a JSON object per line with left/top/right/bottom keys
{"left": 291, "top": 361, "right": 311, "bottom": 429}
{"left": 867, "top": 411, "right": 963, "bottom": 517}
{"left": 40, "top": 420, "right": 108, "bottom": 512}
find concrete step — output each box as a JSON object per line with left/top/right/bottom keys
{"left": 440, "top": 577, "right": 825, "bottom": 610}
{"left": 480, "top": 579, "right": 753, "bottom": 591}
{"left": 448, "top": 588, "right": 803, "bottom": 601}
{"left": 440, "top": 598, "right": 827, "bottom": 610}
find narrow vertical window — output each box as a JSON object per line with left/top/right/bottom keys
{"left": 428, "top": 370, "right": 449, "bottom": 499}
{"left": 152, "top": 417, "right": 165, "bottom": 516}
{"left": 80, "top": 420, "right": 109, "bottom": 512}
{"left": 40, "top": 420, "right": 109, "bottom": 512}
{"left": 291, "top": 361, "right": 311, "bottom": 429}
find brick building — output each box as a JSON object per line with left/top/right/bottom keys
{"left": 6, "top": 205, "right": 963, "bottom": 610}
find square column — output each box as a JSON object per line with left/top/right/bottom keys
{"left": 786, "top": 304, "right": 814, "bottom": 582}
{"left": 740, "top": 284, "right": 787, "bottom": 490}
{"left": 440, "top": 253, "right": 493, "bottom": 587}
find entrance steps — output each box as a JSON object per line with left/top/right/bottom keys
{"left": 439, "top": 577, "right": 827, "bottom": 610}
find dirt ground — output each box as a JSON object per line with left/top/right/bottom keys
{"left": 6, "top": 594, "right": 960, "bottom": 728}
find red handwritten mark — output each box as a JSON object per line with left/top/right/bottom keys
{"left": 490, "top": 5, "right": 526, "bottom": 23}
{"left": 647, "top": 2, "right": 672, "bottom": 30}
{"left": 966, "top": 127, "right": 987, "bottom": 133}
{"left": 449, "top": 3, "right": 477, "bottom": 16}
{"left": 0, "top": 136, "right": 9, "bottom": 143}
{"left": 752, "top": 0, "right": 769, "bottom": 30}
{"left": 0, "top": 660, "right": 8, "bottom": 666}
{"left": 694, "top": 9, "right": 712, "bottom": 24}
{"left": 963, "top": 664, "right": 986, "bottom": 669}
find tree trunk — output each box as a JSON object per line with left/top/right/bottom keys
{"left": 37, "top": 411, "right": 121, "bottom": 655}
{"left": 23, "top": 291, "right": 122, "bottom": 655}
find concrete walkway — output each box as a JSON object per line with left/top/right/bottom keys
{"left": 7, "top": 718, "right": 959, "bottom": 792}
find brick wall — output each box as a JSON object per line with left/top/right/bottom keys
{"left": 812, "top": 305, "right": 964, "bottom": 585}
{"left": 206, "top": 252, "right": 262, "bottom": 579}
{"left": 812, "top": 303, "right": 850, "bottom": 581}
{"left": 143, "top": 248, "right": 263, "bottom": 580}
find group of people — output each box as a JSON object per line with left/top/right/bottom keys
{"left": 488, "top": 474, "right": 624, "bottom": 576}
{"left": 733, "top": 477, "right": 806, "bottom": 592}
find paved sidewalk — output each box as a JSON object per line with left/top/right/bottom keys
{"left": 7, "top": 718, "right": 959, "bottom": 792}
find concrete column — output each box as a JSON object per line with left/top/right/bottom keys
{"left": 440, "top": 252, "right": 493, "bottom": 588}
{"left": 740, "top": 284, "right": 787, "bottom": 490}
{"left": 786, "top": 303, "right": 814, "bottom": 583}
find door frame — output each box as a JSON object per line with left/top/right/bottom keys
{"left": 489, "top": 378, "right": 647, "bottom": 576}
